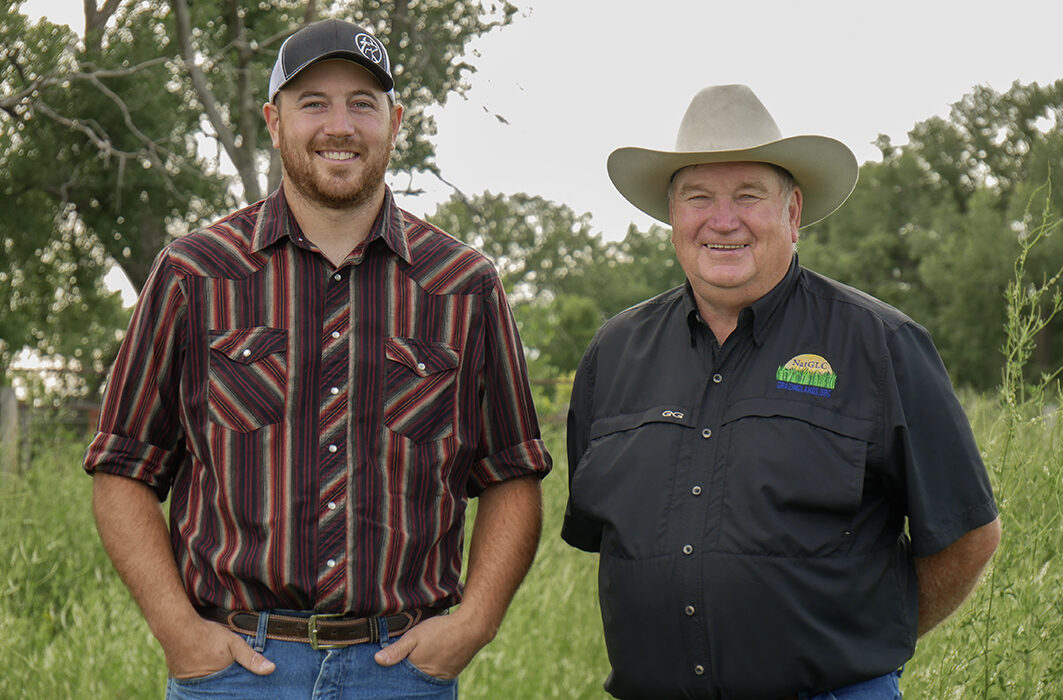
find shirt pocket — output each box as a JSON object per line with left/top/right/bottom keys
{"left": 208, "top": 327, "right": 288, "bottom": 433}
{"left": 572, "top": 407, "right": 696, "bottom": 559}
{"left": 384, "top": 337, "right": 460, "bottom": 442}
{"left": 718, "top": 398, "right": 874, "bottom": 557}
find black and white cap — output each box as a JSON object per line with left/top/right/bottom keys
{"left": 268, "top": 19, "right": 394, "bottom": 102}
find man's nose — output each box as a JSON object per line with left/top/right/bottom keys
{"left": 705, "top": 200, "right": 740, "bottom": 231}
{"left": 323, "top": 106, "right": 356, "bottom": 135}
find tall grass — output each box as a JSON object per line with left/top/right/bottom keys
{"left": 0, "top": 436, "right": 165, "bottom": 698}
{"left": 900, "top": 181, "right": 1063, "bottom": 698}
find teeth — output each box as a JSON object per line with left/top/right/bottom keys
{"left": 320, "top": 151, "right": 356, "bottom": 161}
{"left": 706, "top": 243, "right": 746, "bottom": 249}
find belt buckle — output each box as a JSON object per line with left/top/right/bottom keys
{"left": 307, "top": 612, "right": 346, "bottom": 650}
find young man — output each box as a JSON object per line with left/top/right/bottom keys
{"left": 86, "top": 19, "right": 550, "bottom": 698}
{"left": 563, "top": 84, "right": 999, "bottom": 699}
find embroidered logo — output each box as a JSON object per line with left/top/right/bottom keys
{"left": 776, "top": 353, "right": 837, "bottom": 398}
{"left": 355, "top": 33, "right": 386, "bottom": 66}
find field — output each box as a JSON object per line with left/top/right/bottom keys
{"left": 1, "top": 394, "right": 1061, "bottom": 699}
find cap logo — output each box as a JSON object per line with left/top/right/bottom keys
{"left": 355, "top": 33, "right": 385, "bottom": 65}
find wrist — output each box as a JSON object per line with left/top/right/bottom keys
{"left": 449, "top": 603, "right": 500, "bottom": 647}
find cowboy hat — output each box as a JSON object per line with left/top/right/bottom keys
{"left": 607, "top": 84, "right": 858, "bottom": 228}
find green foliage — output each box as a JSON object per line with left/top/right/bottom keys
{"left": 902, "top": 204, "right": 1063, "bottom": 696}
{"left": 801, "top": 79, "right": 1063, "bottom": 390}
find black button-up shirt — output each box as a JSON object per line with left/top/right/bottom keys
{"left": 563, "top": 256, "right": 997, "bottom": 699}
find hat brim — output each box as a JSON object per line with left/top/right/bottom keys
{"left": 607, "top": 135, "right": 858, "bottom": 228}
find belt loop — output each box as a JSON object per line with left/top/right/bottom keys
{"left": 253, "top": 611, "right": 269, "bottom": 652}
{"left": 376, "top": 616, "right": 389, "bottom": 644}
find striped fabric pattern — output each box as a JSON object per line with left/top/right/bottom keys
{"left": 84, "top": 187, "right": 551, "bottom": 616}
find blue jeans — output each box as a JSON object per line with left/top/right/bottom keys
{"left": 165, "top": 613, "right": 458, "bottom": 699}
{"left": 802, "top": 668, "right": 903, "bottom": 699}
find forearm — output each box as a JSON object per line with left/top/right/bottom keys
{"left": 92, "top": 473, "right": 201, "bottom": 649}
{"left": 458, "top": 475, "right": 544, "bottom": 641}
{"left": 915, "top": 517, "right": 1002, "bottom": 636}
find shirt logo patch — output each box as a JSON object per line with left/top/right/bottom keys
{"left": 776, "top": 353, "right": 837, "bottom": 398}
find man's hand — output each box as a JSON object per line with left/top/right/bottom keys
{"left": 372, "top": 609, "right": 490, "bottom": 680}
{"left": 374, "top": 475, "right": 543, "bottom": 679}
{"left": 163, "top": 616, "right": 275, "bottom": 680}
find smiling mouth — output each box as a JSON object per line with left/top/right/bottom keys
{"left": 318, "top": 150, "right": 358, "bottom": 161}
{"left": 704, "top": 243, "right": 748, "bottom": 250}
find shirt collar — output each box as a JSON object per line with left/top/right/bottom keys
{"left": 682, "top": 254, "right": 802, "bottom": 347}
{"left": 748, "top": 253, "right": 801, "bottom": 346}
{"left": 251, "top": 185, "right": 412, "bottom": 264}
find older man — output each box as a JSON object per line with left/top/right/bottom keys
{"left": 85, "top": 18, "right": 550, "bottom": 699}
{"left": 563, "top": 84, "right": 1000, "bottom": 699}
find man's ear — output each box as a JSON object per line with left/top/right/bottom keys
{"left": 263, "top": 100, "right": 281, "bottom": 149}
{"left": 789, "top": 186, "right": 803, "bottom": 243}
{"left": 390, "top": 103, "right": 404, "bottom": 145}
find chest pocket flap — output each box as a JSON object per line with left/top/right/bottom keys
{"left": 385, "top": 337, "right": 459, "bottom": 376}
{"left": 210, "top": 326, "right": 287, "bottom": 364}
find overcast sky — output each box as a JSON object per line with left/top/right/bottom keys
{"left": 21, "top": 0, "right": 1063, "bottom": 241}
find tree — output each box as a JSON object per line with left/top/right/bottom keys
{"left": 800, "top": 79, "right": 1063, "bottom": 390}
{"left": 0, "top": 0, "right": 517, "bottom": 390}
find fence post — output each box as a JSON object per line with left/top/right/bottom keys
{"left": 0, "top": 386, "right": 18, "bottom": 475}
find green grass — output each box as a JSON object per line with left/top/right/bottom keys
{"left": 0, "top": 436, "right": 166, "bottom": 699}
{"left": 3, "top": 405, "right": 1061, "bottom": 698}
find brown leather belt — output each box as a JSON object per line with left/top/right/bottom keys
{"left": 200, "top": 607, "right": 437, "bottom": 649}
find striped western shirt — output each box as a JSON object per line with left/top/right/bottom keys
{"left": 84, "top": 186, "right": 552, "bottom": 616}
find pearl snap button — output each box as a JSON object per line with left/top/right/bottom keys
{"left": 242, "top": 349, "right": 251, "bottom": 357}
{"left": 416, "top": 362, "right": 426, "bottom": 372}
{"left": 701, "top": 428, "right": 712, "bottom": 439}
{"left": 682, "top": 544, "right": 693, "bottom": 555}
{"left": 691, "top": 485, "right": 702, "bottom": 496}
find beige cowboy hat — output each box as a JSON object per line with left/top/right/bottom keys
{"left": 607, "top": 84, "right": 858, "bottom": 228}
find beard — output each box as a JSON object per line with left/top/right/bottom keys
{"left": 279, "top": 132, "right": 394, "bottom": 210}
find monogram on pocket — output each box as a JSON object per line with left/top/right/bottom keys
{"left": 383, "top": 337, "right": 459, "bottom": 442}
{"left": 208, "top": 327, "right": 287, "bottom": 432}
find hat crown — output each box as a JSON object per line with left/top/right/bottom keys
{"left": 675, "top": 84, "right": 783, "bottom": 152}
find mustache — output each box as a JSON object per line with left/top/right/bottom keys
{"left": 311, "top": 138, "right": 362, "bottom": 152}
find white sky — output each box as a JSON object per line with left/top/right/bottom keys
{"left": 20, "top": 0, "right": 1063, "bottom": 243}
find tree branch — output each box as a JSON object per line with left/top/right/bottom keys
{"left": 170, "top": 0, "right": 241, "bottom": 178}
